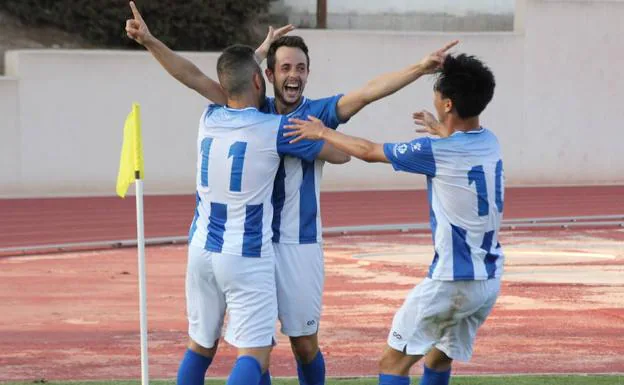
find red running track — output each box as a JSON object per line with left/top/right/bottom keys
{"left": 1, "top": 186, "right": 623, "bottom": 250}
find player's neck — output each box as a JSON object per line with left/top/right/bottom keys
{"left": 275, "top": 98, "right": 302, "bottom": 115}
{"left": 227, "top": 95, "right": 261, "bottom": 110}
{"left": 448, "top": 116, "right": 481, "bottom": 133}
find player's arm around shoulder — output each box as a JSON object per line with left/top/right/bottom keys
{"left": 317, "top": 143, "right": 351, "bottom": 164}
{"left": 275, "top": 116, "right": 325, "bottom": 162}
{"left": 275, "top": 104, "right": 350, "bottom": 164}
{"left": 284, "top": 116, "right": 389, "bottom": 163}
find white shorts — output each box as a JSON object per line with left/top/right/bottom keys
{"left": 274, "top": 242, "right": 324, "bottom": 337}
{"left": 186, "top": 245, "right": 277, "bottom": 349}
{"left": 387, "top": 277, "right": 501, "bottom": 362}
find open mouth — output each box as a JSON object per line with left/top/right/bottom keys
{"left": 284, "top": 82, "right": 301, "bottom": 99}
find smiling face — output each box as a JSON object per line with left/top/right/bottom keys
{"left": 266, "top": 46, "right": 309, "bottom": 109}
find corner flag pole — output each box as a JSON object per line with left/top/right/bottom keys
{"left": 116, "top": 103, "right": 149, "bottom": 385}
{"left": 135, "top": 170, "right": 149, "bottom": 385}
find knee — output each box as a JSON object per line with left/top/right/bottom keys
{"left": 290, "top": 335, "right": 319, "bottom": 363}
{"left": 188, "top": 338, "right": 218, "bottom": 358}
{"left": 379, "top": 347, "right": 418, "bottom": 376}
{"left": 257, "top": 351, "right": 272, "bottom": 373}
{"left": 424, "top": 349, "right": 453, "bottom": 372}
{"left": 240, "top": 347, "right": 272, "bottom": 373}
{"left": 379, "top": 351, "right": 400, "bottom": 374}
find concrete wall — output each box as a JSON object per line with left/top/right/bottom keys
{"left": 0, "top": 77, "right": 20, "bottom": 195}
{"left": 0, "top": 0, "right": 622, "bottom": 197}
{"left": 281, "top": 0, "right": 514, "bottom": 15}
{"left": 521, "top": 0, "right": 624, "bottom": 184}
{"left": 273, "top": 0, "right": 515, "bottom": 30}
{"left": 3, "top": 50, "right": 214, "bottom": 196}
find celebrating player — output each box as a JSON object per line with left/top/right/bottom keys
{"left": 183, "top": 44, "right": 351, "bottom": 385}
{"left": 125, "top": 3, "right": 457, "bottom": 384}
{"left": 284, "top": 53, "right": 504, "bottom": 385}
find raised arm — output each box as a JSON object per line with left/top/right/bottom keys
{"left": 126, "top": 2, "right": 294, "bottom": 103}
{"left": 125, "top": 1, "right": 226, "bottom": 103}
{"left": 254, "top": 25, "right": 295, "bottom": 64}
{"left": 335, "top": 40, "right": 459, "bottom": 122}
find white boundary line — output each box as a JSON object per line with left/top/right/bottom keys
{"left": 1, "top": 215, "right": 622, "bottom": 256}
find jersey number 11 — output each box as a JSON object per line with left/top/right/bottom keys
{"left": 200, "top": 138, "right": 248, "bottom": 192}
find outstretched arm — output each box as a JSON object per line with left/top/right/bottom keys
{"left": 125, "top": 1, "right": 226, "bottom": 103}
{"left": 335, "top": 40, "right": 459, "bottom": 121}
{"left": 317, "top": 143, "right": 351, "bottom": 164}
{"left": 285, "top": 117, "right": 388, "bottom": 163}
{"left": 286, "top": 116, "right": 441, "bottom": 175}
{"left": 126, "top": 2, "right": 293, "bottom": 103}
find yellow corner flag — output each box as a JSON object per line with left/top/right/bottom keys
{"left": 116, "top": 103, "right": 145, "bottom": 198}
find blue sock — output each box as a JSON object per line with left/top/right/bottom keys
{"left": 296, "top": 362, "right": 307, "bottom": 385}
{"left": 297, "top": 350, "right": 326, "bottom": 385}
{"left": 259, "top": 369, "right": 272, "bottom": 385}
{"left": 379, "top": 373, "right": 410, "bottom": 385}
{"left": 419, "top": 365, "right": 450, "bottom": 385}
{"left": 226, "top": 355, "right": 262, "bottom": 385}
{"left": 176, "top": 349, "right": 212, "bottom": 385}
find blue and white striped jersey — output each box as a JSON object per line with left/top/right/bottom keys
{"left": 384, "top": 128, "right": 505, "bottom": 281}
{"left": 263, "top": 95, "right": 345, "bottom": 244}
{"left": 188, "top": 104, "right": 324, "bottom": 257}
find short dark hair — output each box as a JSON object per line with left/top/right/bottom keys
{"left": 434, "top": 54, "right": 495, "bottom": 119}
{"left": 216, "top": 44, "right": 262, "bottom": 96}
{"left": 266, "top": 36, "right": 310, "bottom": 72}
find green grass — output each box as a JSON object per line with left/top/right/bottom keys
{"left": 4, "top": 376, "right": 624, "bottom": 385}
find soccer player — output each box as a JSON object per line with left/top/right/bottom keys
{"left": 125, "top": 3, "right": 457, "bottom": 384}
{"left": 284, "top": 53, "right": 504, "bottom": 385}
{"left": 185, "top": 44, "right": 347, "bottom": 385}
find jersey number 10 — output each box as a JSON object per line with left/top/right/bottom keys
{"left": 467, "top": 160, "right": 504, "bottom": 217}
{"left": 200, "top": 138, "right": 248, "bottom": 192}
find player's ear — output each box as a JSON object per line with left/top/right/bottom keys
{"left": 444, "top": 98, "right": 453, "bottom": 114}
{"left": 265, "top": 68, "right": 275, "bottom": 84}
{"left": 253, "top": 72, "right": 262, "bottom": 91}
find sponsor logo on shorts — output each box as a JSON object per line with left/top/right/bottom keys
{"left": 307, "top": 320, "right": 316, "bottom": 326}
{"left": 392, "top": 331, "right": 403, "bottom": 340}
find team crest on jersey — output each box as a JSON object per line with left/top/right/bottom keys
{"left": 397, "top": 143, "right": 408, "bottom": 154}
